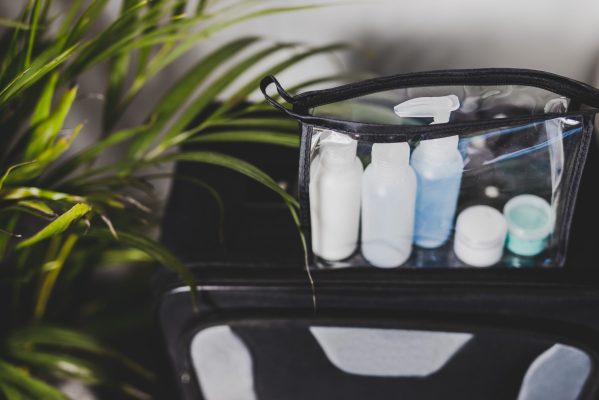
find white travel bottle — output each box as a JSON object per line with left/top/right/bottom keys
{"left": 394, "top": 95, "right": 462, "bottom": 249}
{"left": 361, "top": 142, "right": 417, "bottom": 268}
{"left": 310, "top": 135, "right": 363, "bottom": 262}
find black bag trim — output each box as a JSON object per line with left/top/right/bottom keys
{"left": 261, "top": 69, "right": 599, "bottom": 137}
{"left": 554, "top": 115, "right": 593, "bottom": 267}
{"left": 293, "top": 68, "right": 599, "bottom": 109}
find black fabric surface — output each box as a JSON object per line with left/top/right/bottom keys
{"left": 230, "top": 322, "right": 551, "bottom": 400}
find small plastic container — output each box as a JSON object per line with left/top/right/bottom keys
{"left": 503, "top": 195, "right": 554, "bottom": 257}
{"left": 454, "top": 205, "right": 508, "bottom": 267}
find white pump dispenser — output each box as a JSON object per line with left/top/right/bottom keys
{"left": 361, "top": 142, "right": 417, "bottom": 268}
{"left": 395, "top": 95, "right": 464, "bottom": 249}
{"left": 393, "top": 95, "right": 460, "bottom": 124}
{"left": 310, "top": 134, "right": 363, "bottom": 262}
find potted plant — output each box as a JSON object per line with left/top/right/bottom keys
{"left": 0, "top": 1, "right": 340, "bottom": 397}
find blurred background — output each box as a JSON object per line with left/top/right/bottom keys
{"left": 5, "top": 0, "right": 599, "bottom": 134}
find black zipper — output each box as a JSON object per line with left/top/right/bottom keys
{"left": 293, "top": 68, "right": 599, "bottom": 109}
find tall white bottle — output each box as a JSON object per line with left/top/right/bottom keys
{"left": 394, "top": 95, "right": 462, "bottom": 249}
{"left": 310, "top": 136, "right": 363, "bottom": 262}
{"left": 361, "top": 142, "right": 417, "bottom": 268}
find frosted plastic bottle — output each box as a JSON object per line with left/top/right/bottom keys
{"left": 394, "top": 95, "right": 462, "bottom": 249}
{"left": 411, "top": 135, "right": 463, "bottom": 248}
{"left": 361, "top": 142, "right": 417, "bottom": 268}
{"left": 309, "top": 137, "right": 363, "bottom": 262}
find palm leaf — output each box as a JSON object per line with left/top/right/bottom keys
{"left": 2, "top": 187, "right": 86, "bottom": 203}
{"left": 86, "top": 228, "right": 198, "bottom": 304}
{"left": 0, "top": 162, "right": 36, "bottom": 190}
{"left": 136, "top": 41, "right": 303, "bottom": 158}
{"left": 16, "top": 203, "right": 92, "bottom": 249}
{"left": 24, "top": 0, "right": 43, "bottom": 68}
{"left": 208, "top": 43, "right": 346, "bottom": 121}
{"left": 0, "top": 360, "right": 66, "bottom": 400}
{"left": 156, "top": 151, "right": 299, "bottom": 208}
{"left": 126, "top": 36, "right": 261, "bottom": 155}
{"left": 0, "top": 18, "right": 31, "bottom": 30}
{"left": 7, "top": 325, "right": 153, "bottom": 380}
{"left": 189, "top": 130, "right": 299, "bottom": 147}
{"left": 124, "top": 4, "right": 322, "bottom": 103}
{"left": 4, "top": 351, "right": 149, "bottom": 398}
{"left": 29, "top": 72, "right": 59, "bottom": 128}
{"left": 64, "top": 0, "right": 111, "bottom": 47}
{"left": 0, "top": 43, "right": 80, "bottom": 105}
{"left": 24, "top": 84, "right": 78, "bottom": 160}
{"left": 33, "top": 234, "right": 78, "bottom": 320}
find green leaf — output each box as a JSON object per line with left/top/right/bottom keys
{"left": 46, "top": 125, "right": 148, "bottom": 183}
{"left": 0, "top": 43, "right": 80, "bottom": 105}
{"left": 124, "top": 4, "right": 321, "bottom": 103}
{"left": 137, "top": 41, "right": 299, "bottom": 158}
{"left": 30, "top": 72, "right": 58, "bottom": 128}
{"left": 209, "top": 43, "right": 346, "bottom": 121}
{"left": 55, "top": 0, "right": 85, "bottom": 40}
{"left": 0, "top": 359, "right": 66, "bottom": 400}
{"left": 16, "top": 200, "right": 55, "bottom": 217}
{"left": 10, "top": 122, "right": 83, "bottom": 183}
{"left": 0, "top": 382, "right": 28, "bottom": 400}
{"left": 24, "top": 0, "right": 43, "bottom": 68}
{"left": 0, "top": 5, "right": 32, "bottom": 78}
{"left": 25, "top": 84, "right": 78, "bottom": 160}
{"left": 7, "top": 325, "right": 153, "bottom": 380}
{"left": 189, "top": 130, "right": 299, "bottom": 147}
{"left": 0, "top": 162, "right": 36, "bottom": 190}
{"left": 102, "top": 0, "right": 142, "bottom": 130}
{"left": 33, "top": 234, "right": 78, "bottom": 320}
{"left": 127, "top": 36, "right": 261, "bottom": 157}
{"left": 156, "top": 151, "right": 299, "bottom": 208}
{"left": 1, "top": 187, "right": 86, "bottom": 203}
{"left": 135, "top": 0, "right": 168, "bottom": 77}
{"left": 65, "top": 0, "right": 170, "bottom": 79}
{"left": 7, "top": 352, "right": 100, "bottom": 383}
{"left": 3, "top": 350, "right": 151, "bottom": 399}
{"left": 207, "top": 117, "right": 298, "bottom": 131}
{"left": 16, "top": 203, "right": 92, "bottom": 249}
{"left": 86, "top": 228, "right": 198, "bottom": 304}
{"left": 166, "top": 44, "right": 343, "bottom": 145}
{"left": 64, "top": 0, "right": 111, "bottom": 47}
{"left": 0, "top": 18, "right": 31, "bottom": 30}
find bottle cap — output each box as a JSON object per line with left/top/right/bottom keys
{"left": 454, "top": 205, "right": 507, "bottom": 267}
{"left": 321, "top": 137, "right": 358, "bottom": 168}
{"left": 503, "top": 194, "right": 554, "bottom": 257}
{"left": 394, "top": 95, "right": 460, "bottom": 124}
{"left": 417, "top": 135, "right": 460, "bottom": 161}
{"left": 371, "top": 142, "right": 410, "bottom": 167}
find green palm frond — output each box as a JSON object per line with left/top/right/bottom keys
{"left": 0, "top": 0, "right": 343, "bottom": 397}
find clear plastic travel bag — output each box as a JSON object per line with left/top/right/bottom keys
{"left": 261, "top": 69, "right": 598, "bottom": 269}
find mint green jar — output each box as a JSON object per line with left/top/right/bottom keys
{"left": 503, "top": 195, "right": 554, "bottom": 257}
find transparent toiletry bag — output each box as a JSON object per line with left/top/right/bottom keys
{"left": 260, "top": 69, "right": 599, "bottom": 270}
